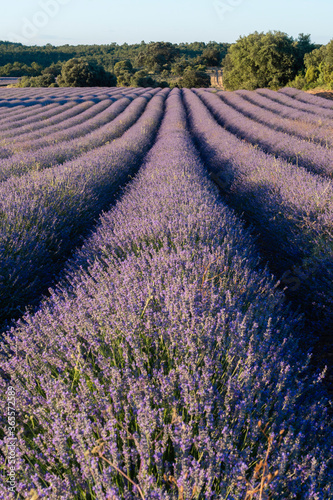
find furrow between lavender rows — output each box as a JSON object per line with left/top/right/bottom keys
{"left": 0, "top": 88, "right": 331, "bottom": 500}
{"left": 196, "top": 89, "right": 333, "bottom": 178}
{"left": 183, "top": 88, "right": 333, "bottom": 352}
{"left": 0, "top": 88, "right": 169, "bottom": 329}
{"left": 210, "top": 89, "right": 333, "bottom": 148}
{"left": 0, "top": 89, "right": 158, "bottom": 182}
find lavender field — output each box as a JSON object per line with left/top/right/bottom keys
{"left": 0, "top": 86, "right": 332, "bottom": 499}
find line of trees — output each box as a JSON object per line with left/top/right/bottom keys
{"left": 1, "top": 34, "right": 332, "bottom": 90}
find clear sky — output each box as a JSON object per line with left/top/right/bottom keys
{"left": 1, "top": 0, "right": 332, "bottom": 47}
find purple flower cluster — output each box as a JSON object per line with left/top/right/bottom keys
{"left": 195, "top": 89, "right": 333, "bottom": 178}
{"left": 0, "top": 88, "right": 168, "bottom": 327}
{"left": 0, "top": 88, "right": 332, "bottom": 499}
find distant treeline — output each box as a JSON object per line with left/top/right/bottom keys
{"left": 0, "top": 34, "right": 332, "bottom": 90}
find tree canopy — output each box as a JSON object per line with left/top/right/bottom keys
{"left": 57, "top": 58, "right": 117, "bottom": 87}
{"left": 222, "top": 31, "right": 316, "bottom": 90}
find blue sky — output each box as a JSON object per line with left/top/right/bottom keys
{"left": 1, "top": 0, "right": 332, "bottom": 47}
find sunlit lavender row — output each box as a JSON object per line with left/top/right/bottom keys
{"left": 0, "top": 88, "right": 168, "bottom": 328}
{"left": 236, "top": 88, "right": 333, "bottom": 128}
{"left": 278, "top": 86, "right": 333, "bottom": 110}
{"left": 259, "top": 88, "right": 333, "bottom": 118}
{"left": 0, "top": 88, "right": 332, "bottom": 500}
{"left": 0, "top": 86, "right": 332, "bottom": 499}
{"left": 211, "top": 89, "right": 333, "bottom": 147}
{"left": 196, "top": 89, "right": 333, "bottom": 178}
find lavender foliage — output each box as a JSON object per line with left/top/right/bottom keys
{"left": 0, "top": 88, "right": 332, "bottom": 499}
{"left": 0, "top": 89, "right": 168, "bottom": 327}
{"left": 209, "top": 89, "right": 333, "bottom": 148}
{"left": 183, "top": 88, "right": 333, "bottom": 343}
{"left": 195, "top": 89, "right": 333, "bottom": 178}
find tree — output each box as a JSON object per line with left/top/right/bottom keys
{"left": 303, "top": 39, "right": 333, "bottom": 89}
{"left": 180, "top": 69, "right": 211, "bottom": 88}
{"left": 130, "top": 70, "right": 157, "bottom": 88}
{"left": 136, "top": 42, "right": 179, "bottom": 71}
{"left": 57, "top": 58, "right": 117, "bottom": 87}
{"left": 222, "top": 31, "right": 298, "bottom": 90}
{"left": 197, "top": 47, "right": 222, "bottom": 66}
{"left": 114, "top": 60, "right": 133, "bottom": 76}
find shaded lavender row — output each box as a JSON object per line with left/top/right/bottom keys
{"left": 184, "top": 88, "right": 333, "bottom": 342}
{"left": 0, "top": 101, "right": 109, "bottom": 149}
{"left": 0, "top": 88, "right": 169, "bottom": 328}
{"left": 279, "top": 87, "right": 333, "bottom": 110}
{"left": 0, "top": 89, "right": 132, "bottom": 128}
{"left": 0, "top": 89, "right": 331, "bottom": 499}
{"left": 7, "top": 89, "right": 150, "bottom": 152}
{"left": 210, "top": 90, "right": 333, "bottom": 148}
{"left": 257, "top": 88, "right": 333, "bottom": 119}
{"left": 0, "top": 87, "right": 123, "bottom": 101}
{"left": 0, "top": 101, "right": 94, "bottom": 140}
{"left": 0, "top": 101, "right": 62, "bottom": 128}
{"left": 234, "top": 89, "right": 333, "bottom": 128}
{"left": 0, "top": 90, "right": 158, "bottom": 182}
{"left": 195, "top": 89, "right": 333, "bottom": 178}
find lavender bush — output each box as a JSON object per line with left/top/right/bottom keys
{"left": 0, "top": 91, "right": 157, "bottom": 182}
{"left": 183, "top": 88, "right": 333, "bottom": 345}
{"left": 0, "top": 89, "right": 331, "bottom": 499}
{"left": 195, "top": 89, "right": 333, "bottom": 178}
{"left": 0, "top": 89, "right": 168, "bottom": 328}
{"left": 208, "top": 89, "right": 333, "bottom": 148}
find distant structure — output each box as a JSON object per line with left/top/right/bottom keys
{"left": 206, "top": 68, "right": 223, "bottom": 89}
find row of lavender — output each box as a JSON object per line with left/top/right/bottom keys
{"left": 0, "top": 88, "right": 331, "bottom": 499}
{"left": 0, "top": 91, "right": 154, "bottom": 181}
{"left": 0, "top": 88, "right": 140, "bottom": 160}
{"left": 200, "top": 88, "right": 333, "bottom": 178}
{"left": 0, "top": 88, "right": 168, "bottom": 328}
{"left": 186, "top": 88, "right": 333, "bottom": 347}
{"left": 213, "top": 89, "right": 333, "bottom": 147}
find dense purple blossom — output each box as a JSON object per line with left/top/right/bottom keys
{"left": 0, "top": 88, "right": 331, "bottom": 499}
{"left": 195, "top": 89, "right": 333, "bottom": 178}
{"left": 0, "top": 88, "right": 168, "bottom": 327}
{"left": 183, "top": 88, "right": 333, "bottom": 343}
{"left": 207, "top": 89, "right": 333, "bottom": 147}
